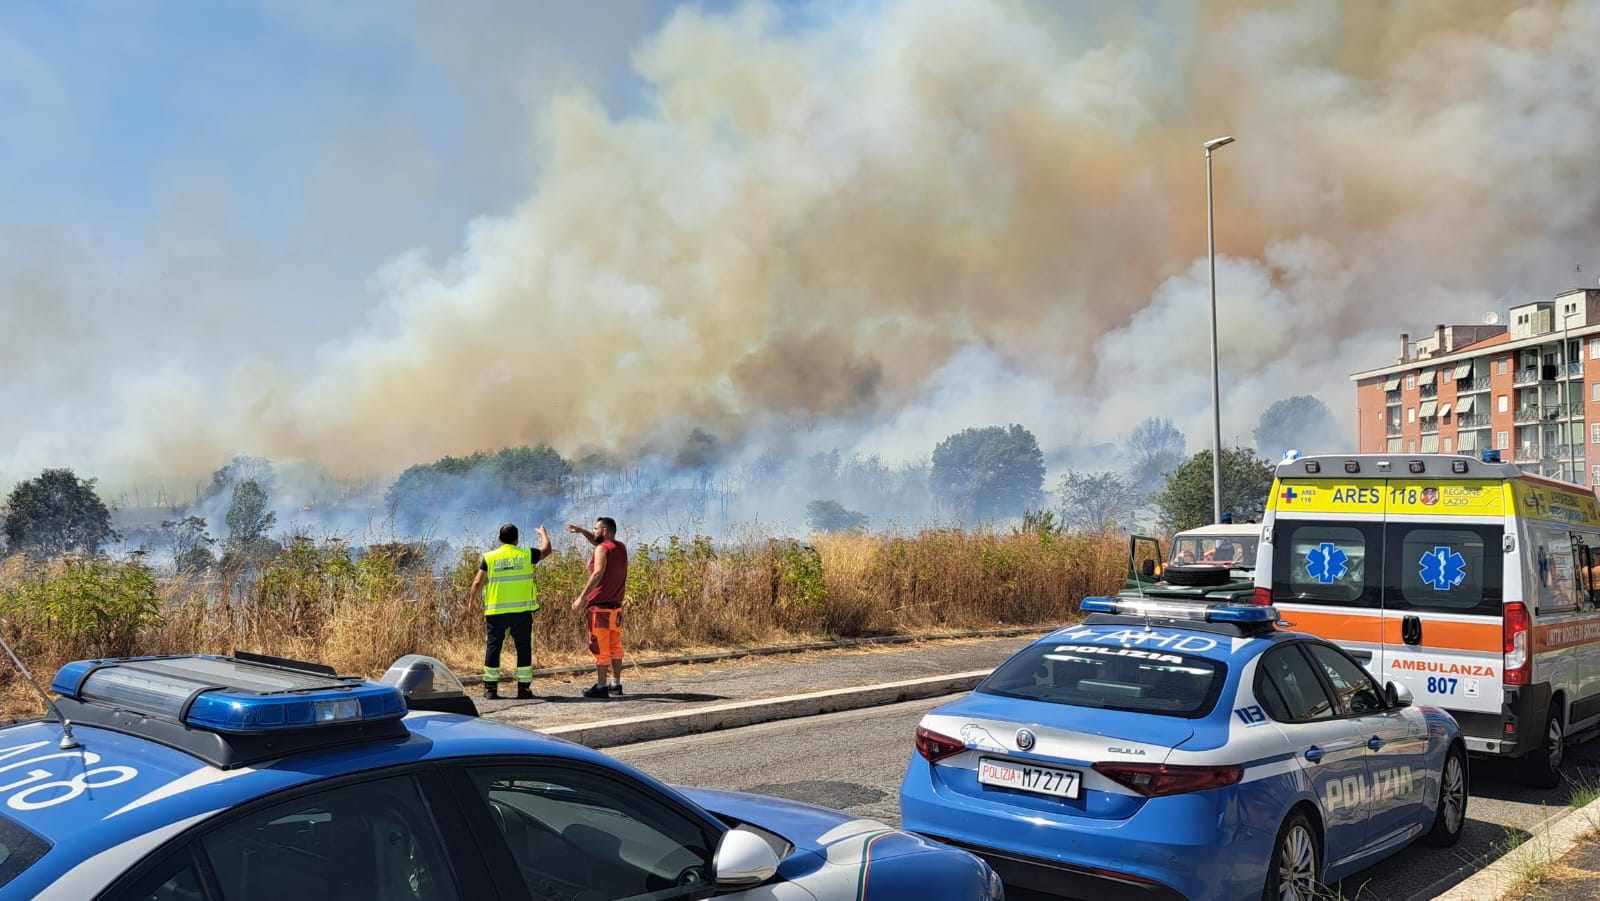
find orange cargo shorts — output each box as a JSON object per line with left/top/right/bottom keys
{"left": 587, "top": 607, "right": 624, "bottom": 666}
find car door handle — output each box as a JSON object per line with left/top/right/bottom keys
{"left": 1304, "top": 746, "right": 1324, "bottom": 763}
{"left": 1368, "top": 735, "right": 1384, "bottom": 751}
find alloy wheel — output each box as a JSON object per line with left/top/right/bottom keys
{"left": 1549, "top": 715, "right": 1565, "bottom": 769}
{"left": 1277, "top": 824, "right": 1317, "bottom": 901}
{"left": 1442, "top": 754, "right": 1466, "bottom": 834}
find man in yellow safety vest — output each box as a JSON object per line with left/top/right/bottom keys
{"left": 468, "top": 523, "right": 551, "bottom": 699}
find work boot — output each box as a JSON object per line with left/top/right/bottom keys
{"left": 515, "top": 683, "right": 535, "bottom": 700}
{"left": 484, "top": 683, "right": 500, "bottom": 700}
{"left": 582, "top": 683, "right": 610, "bottom": 699}
{"left": 608, "top": 682, "right": 624, "bottom": 696}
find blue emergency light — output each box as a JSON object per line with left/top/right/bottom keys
{"left": 51, "top": 655, "right": 404, "bottom": 734}
{"left": 1079, "top": 597, "right": 1279, "bottom": 627}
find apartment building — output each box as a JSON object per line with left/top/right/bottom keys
{"left": 1351, "top": 288, "right": 1600, "bottom": 486}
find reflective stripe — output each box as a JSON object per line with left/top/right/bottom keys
{"left": 515, "top": 667, "right": 533, "bottom": 681}
{"left": 486, "top": 573, "right": 535, "bottom": 583}
{"left": 483, "top": 667, "right": 501, "bottom": 681}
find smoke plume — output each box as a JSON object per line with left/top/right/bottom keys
{"left": 5, "top": 0, "right": 1600, "bottom": 503}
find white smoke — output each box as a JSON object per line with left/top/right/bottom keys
{"left": 5, "top": 0, "right": 1600, "bottom": 520}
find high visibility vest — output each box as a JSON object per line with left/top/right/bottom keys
{"left": 482, "top": 544, "right": 539, "bottom": 615}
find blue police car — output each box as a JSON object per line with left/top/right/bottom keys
{"left": 0, "top": 652, "right": 1001, "bottom": 900}
{"left": 899, "top": 600, "right": 1468, "bottom": 901}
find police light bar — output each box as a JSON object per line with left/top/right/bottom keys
{"left": 1080, "top": 597, "right": 1279, "bottom": 626}
{"left": 51, "top": 655, "right": 405, "bottom": 734}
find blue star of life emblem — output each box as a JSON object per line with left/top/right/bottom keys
{"left": 1304, "top": 542, "right": 1348, "bottom": 584}
{"left": 1419, "top": 546, "right": 1467, "bottom": 591}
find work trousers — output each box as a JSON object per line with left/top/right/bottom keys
{"left": 483, "top": 611, "right": 534, "bottom": 685}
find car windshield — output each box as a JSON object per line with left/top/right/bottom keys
{"left": 978, "top": 642, "right": 1227, "bottom": 718}
{"left": 1170, "top": 535, "right": 1258, "bottom": 569}
{"left": 0, "top": 813, "right": 51, "bottom": 890}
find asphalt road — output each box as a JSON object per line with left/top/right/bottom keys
{"left": 611, "top": 696, "right": 1600, "bottom": 900}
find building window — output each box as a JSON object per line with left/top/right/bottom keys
{"left": 1444, "top": 437, "right": 1453, "bottom": 453}
{"left": 1499, "top": 394, "right": 1509, "bottom": 413}
{"left": 1591, "top": 423, "right": 1600, "bottom": 445}
{"left": 1500, "top": 360, "right": 1511, "bottom": 375}
{"left": 1443, "top": 367, "right": 1454, "bottom": 382}
{"left": 1408, "top": 440, "right": 1416, "bottom": 453}
{"left": 1408, "top": 408, "right": 1416, "bottom": 423}
{"left": 1407, "top": 374, "right": 1416, "bottom": 390}
{"left": 1592, "top": 381, "right": 1600, "bottom": 403}
{"left": 1591, "top": 338, "right": 1600, "bottom": 360}
{"left": 1592, "top": 464, "right": 1600, "bottom": 485}
{"left": 1497, "top": 431, "right": 1509, "bottom": 450}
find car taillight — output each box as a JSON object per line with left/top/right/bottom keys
{"left": 1504, "top": 602, "right": 1531, "bottom": 686}
{"left": 1092, "top": 762, "right": 1243, "bottom": 797}
{"left": 915, "top": 726, "right": 965, "bottom": 763}
{"left": 1252, "top": 587, "right": 1273, "bottom": 606}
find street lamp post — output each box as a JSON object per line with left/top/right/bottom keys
{"left": 1204, "top": 136, "right": 1234, "bottom": 524}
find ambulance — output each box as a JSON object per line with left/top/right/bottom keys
{"left": 1256, "top": 453, "right": 1600, "bottom": 786}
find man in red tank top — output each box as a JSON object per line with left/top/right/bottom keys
{"left": 568, "top": 517, "right": 630, "bottom": 698}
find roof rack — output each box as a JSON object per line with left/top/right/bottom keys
{"left": 50, "top": 655, "right": 409, "bottom": 769}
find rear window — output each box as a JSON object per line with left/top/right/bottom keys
{"left": 978, "top": 642, "right": 1226, "bottom": 718}
{"left": 0, "top": 813, "right": 52, "bottom": 890}
{"left": 1387, "top": 524, "right": 1502, "bottom": 615}
{"left": 1272, "top": 522, "right": 1381, "bottom": 607}
{"left": 1171, "top": 535, "right": 1259, "bottom": 568}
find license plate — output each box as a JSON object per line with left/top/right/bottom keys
{"left": 977, "top": 757, "right": 1081, "bottom": 799}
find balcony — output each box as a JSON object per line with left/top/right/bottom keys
{"left": 1386, "top": 421, "right": 1402, "bottom": 437}
{"left": 1385, "top": 390, "right": 1402, "bottom": 406}
{"left": 1419, "top": 417, "right": 1438, "bottom": 434}
{"left": 1420, "top": 384, "right": 1438, "bottom": 399}
{"left": 1563, "top": 360, "right": 1584, "bottom": 378}
{"left": 1515, "top": 407, "right": 1542, "bottom": 424}
{"left": 1515, "top": 369, "right": 1542, "bottom": 387}
{"left": 1545, "top": 445, "right": 1576, "bottom": 462}
{"left": 1456, "top": 414, "right": 1484, "bottom": 429}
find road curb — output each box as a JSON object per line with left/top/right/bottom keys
{"left": 494, "top": 670, "right": 992, "bottom": 748}
{"left": 478, "top": 626, "right": 1049, "bottom": 681}
{"left": 1432, "top": 792, "right": 1600, "bottom": 901}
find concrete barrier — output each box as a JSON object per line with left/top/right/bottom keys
{"left": 532, "top": 669, "right": 992, "bottom": 748}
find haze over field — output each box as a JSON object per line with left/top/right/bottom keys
{"left": 4, "top": 1, "right": 1600, "bottom": 535}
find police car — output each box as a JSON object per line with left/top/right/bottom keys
{"left": 899, "top": 600, "right": 1468, "bottom": 901}
{"left": 0, "top": 652, "right": 1002, "bottom": 900}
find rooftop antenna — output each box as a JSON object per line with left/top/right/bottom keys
{"left": 1126, "top": 547, "right": 1155, "bottom": 631}
{"left": 0, "top": 632, "right": 79, "bottom": 749}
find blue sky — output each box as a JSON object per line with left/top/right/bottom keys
{"left": 0, "top": 1, "right": 750, "bottom": 344}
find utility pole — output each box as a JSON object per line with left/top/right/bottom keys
{"left": 1204, "top": 136, "right": 1235, "bottom": 523}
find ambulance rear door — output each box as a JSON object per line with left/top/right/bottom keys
{"left": 1266, "top": 477, "right": 1386, "bottom": 668}
{"left": 1376, "top": 480, "right": 1507, "bottom": 717}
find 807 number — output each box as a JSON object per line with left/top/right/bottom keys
{"left": 1426, "top": 676, "right": 1459, "bottom": 695}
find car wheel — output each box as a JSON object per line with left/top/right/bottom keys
{"left": 1261, "top": 811, "right": 1321, "bottom": 901}
{"left": 1516, "top": 703, "right": 1564, "bottom": 789}
{"left": 1423, "top": 744, "right": 1468, "bottom": 847}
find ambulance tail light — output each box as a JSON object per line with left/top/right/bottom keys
{"left": 916, "top": 726, "right": 966, "bottom": 763}
{"left": 1504, "top": 602, "right": 1531, "bottom": 686}
{"left": 1252, "top": 587, "right": 1274, "bottom": 606}
{"left": 1092, "top": 762, "right": 1243, "bottom": 797}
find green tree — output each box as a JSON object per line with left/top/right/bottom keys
{"left": 930, "top": 425, "right": 1046, "bottom": 522}
{"left": 1254, "top": 395, "right": 1346, "bottom": 459}
{"left": 1125, "top": 417, "right": 1186, "bottom": 492}
{"left": 1154, "top": 448, "right": 1275, "bottom": 531}
{"left": 226, "top": 480, "right": 277, "bottom": 548}
{"left": 385, "top": 445, "right": 571, "bottom": 532}
{"left": 1, "top": 468, "right": 117, "bottom": 557}
{"left": 1057, "top": 470, "right": 1141, "bottom": 533}
{"left": 806, "top": 499, "right": 868, "bottom": 533}
{"left": 161, "top": 515, "right": 216, "bottom": 573}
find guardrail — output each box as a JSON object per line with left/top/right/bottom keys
{"left": 1514, "top": 369, "right": 1542, "bottom": 386}
{"left": 1514, "top": 408, "right": 1541, "bottom": 424}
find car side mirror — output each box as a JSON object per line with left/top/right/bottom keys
{"left": 714, "top": 828, "right": 780, "bottom": 888}
{"left": 1140, "top": 559, "right": 1157, "bottom": 579}
{"left": 1385, "top": 681, "right": 1413, "bottom": 708}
